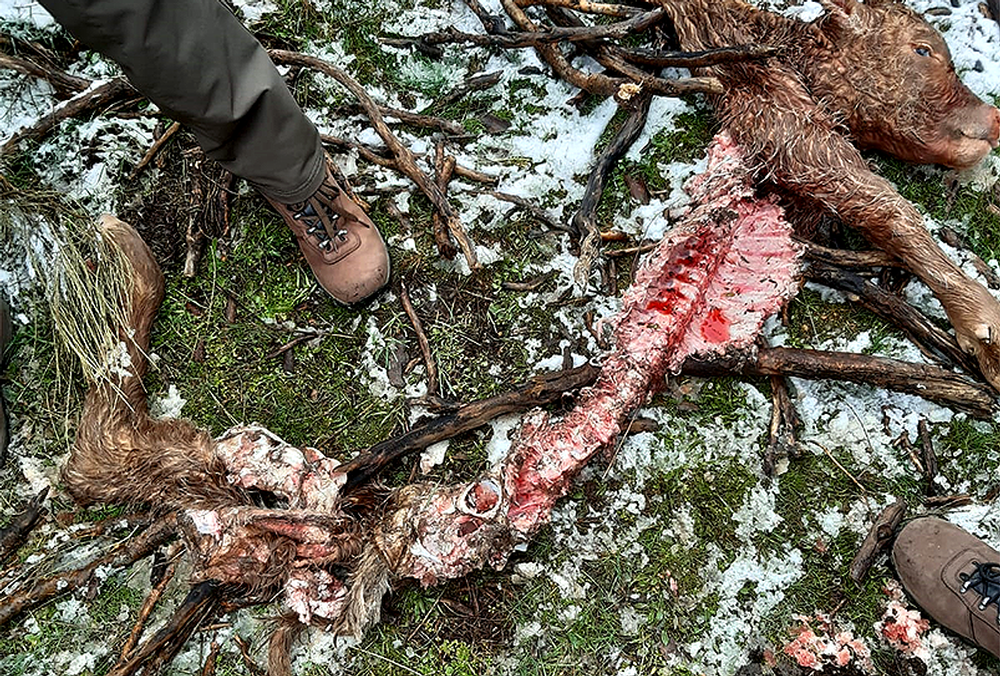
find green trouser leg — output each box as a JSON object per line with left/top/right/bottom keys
{"left": 37, "top": 0, "right": 326, "bottom": 203}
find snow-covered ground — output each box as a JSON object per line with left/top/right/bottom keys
{"left": 2, "top": 0, "right": 1000, "bottom": 674}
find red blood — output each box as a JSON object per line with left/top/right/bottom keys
{"left": 701, "top": 306, "right": 730, "bottom": 342}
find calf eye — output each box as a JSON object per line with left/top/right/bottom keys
{"left": 914, "top": 46, "right": 932, "bottom": 57}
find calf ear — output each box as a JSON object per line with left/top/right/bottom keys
{"left": 818, "top": 0, "right": 859, "bottom": 18}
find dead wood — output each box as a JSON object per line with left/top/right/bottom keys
{"left": 201, "top": 641, "right": 221, "bottom": 676}
{"left": 269, "top": 49, "right": 481, "bottom": 271}
{"left": 400, "top": 280, "right": 440, "bottom": 400}
{"left": 410, "top": 11, "right": 663, "bottom": 49}
{"left": 572, "top": 90, "right": 652, "bottom": 289}
{"left": 924, "top": 494, "right": 973, "bottom": 509}
{"left": 604, "top": 241, "right": 658, "bottom": 258}
{"left": 476, "top": 189, "right": 568, "bottom": 232}
{"left": 849, "top": 499, "right": 906, "bottom": 583}
{"left": 616, "top": 44, "right": 779, "bottom": 69}
{"left": 0, "top": 51, "right": 90, "bottom": 98}
{"left": 0, "top": 514, "right": 176, "bottom": 628}
{"left": 106, "top": 580, "right": 220, "bottom": 676}
{"left": 515, "top": 0, "right": 643, "bottom": 19}
{"left": 129, "top": 121, "right": 181, "bottom": 181}
{"left": 432, "top": 143, "right": 459, "bottom": 259}
{"left": 427, "top": 71, "right": 504, "bottom": 114}
{"left": 918, "top": 418, "right": 939, "bottom": 491}
{"left": 0, "top": 78, "right": 135, "bottom": 157}
{"left": 321, "top": 134, "right": 498, "bottom": 185}
{"left": 328, "top": 102, "right": 466, "bottom": 136}
{"left": 496, "top": 0, "right": 721, "bottom": 98}
{"left": 341, "top": 362, "right": 601, "bottom": 489}
{"left": 801, "top": 241, "right": 900, "bottom": 271}
{"left": 681, "top": 347, "right": 996, "bottom": 418}
{"left": 235, "top": 634, "right": 269, "bottom": 676}
{"left": 119, "top": 557, "right": 178, "bottom": 661}
{"left": 0, "top": 487, "right": 48, "bottom": 565}
{"left": 806, "top": 261, "right": 980, "bottom": 376}
{"left": 765, "top": 375, "right": 799, "bottom": 476}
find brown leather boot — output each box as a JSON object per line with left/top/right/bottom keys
{"left": 266, "top": 160, "right": 389, "bottom": 305}
{"left": 1, "top": 298, "right": 12, "bottom": 462}
{"left": 892, "top": 517, "right": 1000, "bottom": 658}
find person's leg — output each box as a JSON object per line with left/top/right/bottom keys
{"left": 38, "top": 0, "right": 390, "bottom": 303}
{"left": 37, "top": 0, "right": 324, "bottom": 202}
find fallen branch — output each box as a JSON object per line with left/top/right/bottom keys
{"left": 400, "top": 280, "right": 440, "bottom": 400}
{"left": 0, "top": 487, "right": 48, "bottom": 565}
{"left": 1, "top": 78, "right": 135, "bottom": 157}
{"left": 766, "top": 374, "right": 799, "bottom": 476}
{"left": 572, "top": 90, "right": 652, "bottom": 289}
{"left": 806, "top": 261, "right": 980, "bottom": 376}
{"left": 849, "top": 499, "right": 906, "bottom": 583}
{"left": 341, "top": 362, "right": 601, "bottom": 489}
{"left": 681, "top": 347, "right": 996, "bottom": 418}
{"left": 269, "top": 49, "right": 480, "bottom": 271}
{"left": 515, "top": 0, "right": 643, "bottom": 18}
{"left": 118, "top": 556, "right": 178, "bottom": 661}
{"left": 0, "top": 514, "right": 175, "bottom": 628}
{"left": 432, "top": 142, "right": 459, "bottom": 259}
{"left": 801, "top": 241, "right": 900, "bottom": 271}
{"left": 106, "top": 580, "right": 221, "bottom": 676}
{"left": 410, "top": 11, "right": 663, "bottom": 49}
{"left": 129, "top": 121, "right": 181, "bottom": 181}
{"left": 328, "top": 102, "right": 465, "bottom": 136}
{"left": 0, "top": 51, "right": 90, "bottom": 98}
{"left": 918, "top": 418, "right": 939, "bottom": 491}
{"left": 473, "top": 189, "right": 568, "bottom": 232}
{"left": 426, "top": 71, "right": 504, "bottom": 114}
{"left": 938, "top": 226, "right": 1000, "bottom": 290}
{"left": 321, "top": 134, "right": 498, "bottom": 185}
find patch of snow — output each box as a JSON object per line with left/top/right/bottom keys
{"left": 149, "top": 384, "right": 187, "bottom": 419}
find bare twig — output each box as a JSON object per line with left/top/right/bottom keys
{"left": 119, "top": 558, "right": 179, "bottom": 661}
{"left": 410, "top": 11, "right": 663, "bottom": 49}
{"left": 475, "top": 189, "right": 568, "bottom": 232}
{"left": 0, "top": 487, "right": 48, "bottom": 565}
{"left": 400, "top": 281, "right": 439, "bottom": 399}
{"left": 0, "top": 514, "right": 175, "bottom": 628}
{"left": 681, "top": 347, "right": 996, "bottom": 418}
{"left": 432, "top": 143, "right": 459, "bottom": 259}
{"left": 516, "top": 0, "right": 642, "bottom": 18}
{"left": 938, "top": 226, "right": 1000, "bottom": 290}
{"left": 342, "top": 362, "right": 601, "bottom": 489}
{"left": 426, "top": 71, "right": 504, "bottom": 113}
{"left": 801, "top": 241, "right": 900, "bottom": 270}
{"left": 129, "top": 121, "right": 181, "bottom": 181}
{"left": 918, "top": 418, "right": 939, "bottom": 491}
{"left": 106, "top": 579, "right": 220, "bottom": 676}
{"left": 806, "top": 261, "right": 980, "bottom": 376}
{"left": 766, "top": 375, "right": 798, "bottom": 476}
{"left": 269, "top": 50, "right": 480, "bottom": 271}
{"left": 328, "top": 102, "right": 465, "bottom": 136}
{"left": 849, "top": 499, "right": 906, "bottom": 582}
{"left": 0, "top": 51, "right": 89, "bottom": 98}
{"left": 572, "top": 90, "right": 652, "bottom": 289}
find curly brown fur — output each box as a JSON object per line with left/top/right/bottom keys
{"left": 62, "top": 215, "right": 244, "bottom": 510}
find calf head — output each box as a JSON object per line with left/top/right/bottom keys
{"left": 813, "top": 0, "right": 999, "bottom": 169}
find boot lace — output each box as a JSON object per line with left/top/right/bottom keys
{"left": 289, "top": 184, "right": 349, "bottom": 252}
{"left": 960, "top": 561, "right": 1000, "bottom": 618}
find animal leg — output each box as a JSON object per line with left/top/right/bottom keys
{"left": 722, "top": 77, "right": 1000, "bottom": 389}
{"left": 63, "top": 215, "right": 233, "bottom": 509}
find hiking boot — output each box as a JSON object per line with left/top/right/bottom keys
{"left": 266, "top": 159, "right": 390, "bottom": 306}
{"left": 892, "top": 517, "right": 1000, "bottom": 658}
{"left": 1, "top": 298, "right": 12, "bottom": 462}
